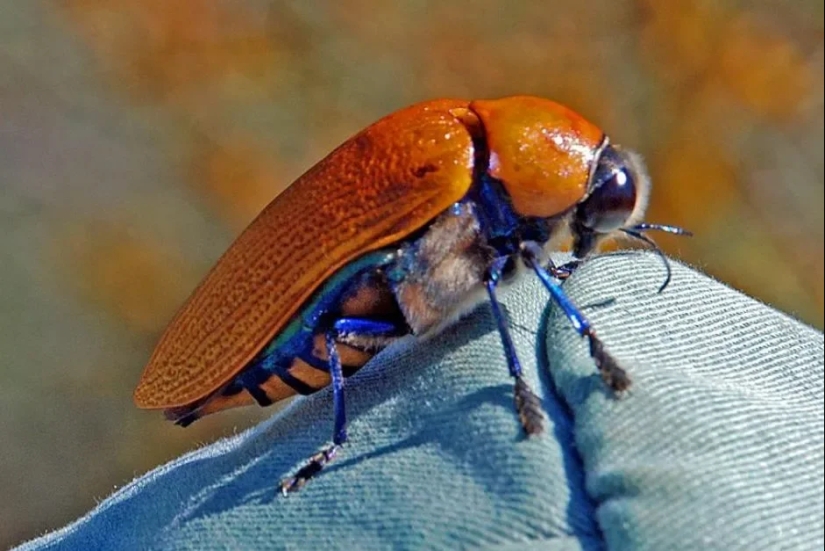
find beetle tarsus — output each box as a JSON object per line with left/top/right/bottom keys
{"left": 280, "top": 444, "right": 341, "bottom": 495}
{"left": 586, "top": 331, "right": 631, "bottom": 393}
{"left": 514, "top": 377, "right": 544, "bottom": 435}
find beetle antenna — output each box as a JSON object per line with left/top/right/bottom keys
{"left": 620, "top": 224, "right": 692, "bottom": 293}
{"left": 628, "top": 223, "right": 693, "bottom": 237}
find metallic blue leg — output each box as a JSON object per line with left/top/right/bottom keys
{"left": 521, "top": 243, "right": 630, "bottom": 392}
{"left": 486, "top": 257, "right": 544, "bottom": 436}
{"left": 279, "top": 318, "right": 405, "bottom": 495}
{"left": 333, "top": 317, "right": 400, "bottom": 336}
{"left": 327, "top": 331, "right": 348, "bottom": 446}
{"left": 279, "top": 331, "right": 347, "bottom": 495}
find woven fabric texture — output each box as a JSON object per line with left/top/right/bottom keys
{"left": 16, "top": 252, "right": 824, "bottom": 551}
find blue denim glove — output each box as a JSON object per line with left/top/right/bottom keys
{"left": 16, "top": 252, "right": 824, "bottom": 551}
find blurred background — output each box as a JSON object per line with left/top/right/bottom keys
{"left": 1, "top": 0, "right": 822, "bottom": 546}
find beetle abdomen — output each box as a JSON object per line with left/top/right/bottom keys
{"left": 163, "top": 252, "right": 409, "bottom": 424}
{"left": 164, "top": 343, "right": 378, "bottom": 426}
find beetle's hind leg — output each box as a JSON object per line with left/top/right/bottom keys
{"left": 485, "top": 257, "right": 545, "bottom": 436}
{"left": 279, "top": 331, "right": 347, "bottom": 495}
{"left": 279, "top": 317, "right": 406, "bottom": 495}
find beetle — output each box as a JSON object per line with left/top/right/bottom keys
{"left": 134, "top": 96, "right": 688, "bottom": 494}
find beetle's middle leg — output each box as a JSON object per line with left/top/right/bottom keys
{"left": 485, "top": 256, "right": 545, "bottom": 436}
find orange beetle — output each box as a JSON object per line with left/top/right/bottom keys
{"left": 135, "top": 96, "right": 687, "bottom": 493}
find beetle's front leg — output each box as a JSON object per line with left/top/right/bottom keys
{"left": 485, "top": 257, "right": 545, "bottom": 436}
{"left": 521, "top": 243, "right": 630, "bottom": 392}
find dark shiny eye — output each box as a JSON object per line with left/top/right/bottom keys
{"left": 577, "top": 146, "right": 637, "bottom": 233}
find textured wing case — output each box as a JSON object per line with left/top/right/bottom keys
{"left": 134, "top": 99, "right": 475, "bottom": 408}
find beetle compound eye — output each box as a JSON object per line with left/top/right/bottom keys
{"left": 579, "top": 168, "right": 636, "bottom": 232}
{"left": 577, "top": 146, "right": 638, "bottom": 233}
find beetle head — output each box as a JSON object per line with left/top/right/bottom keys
{"left": 570, "top": 143, "right": 650, "bottom": 258}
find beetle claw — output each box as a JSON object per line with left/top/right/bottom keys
{"left": 514, "top": 377, "right": 544, "bottom": 435}
{"left": 280, "top": 444, "right": 341, "bottom": 495}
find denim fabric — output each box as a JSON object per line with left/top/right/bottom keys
{"left": 16, "top": 252, "right": 824, "bottom": 551}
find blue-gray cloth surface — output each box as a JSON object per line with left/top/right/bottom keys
{"left": 16, "top": 252, "right": 825, "bottom": 551}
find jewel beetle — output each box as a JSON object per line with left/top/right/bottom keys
{"left": 134, "top": 95, "right": 689, "bottom": 494}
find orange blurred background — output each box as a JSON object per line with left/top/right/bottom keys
{"left": 1, "top": 0, "right": 822, "bottom": 546}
